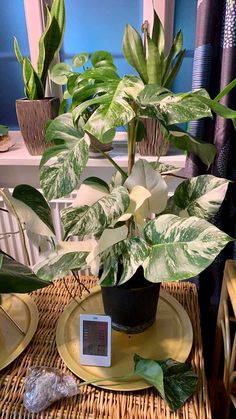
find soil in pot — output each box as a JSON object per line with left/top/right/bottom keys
{"left": 101, "top": 266, "right": 160, "bottom": 334}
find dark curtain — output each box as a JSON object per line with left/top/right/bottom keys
{"left": 185, "top": 0, "right": 236, "bottom": 373}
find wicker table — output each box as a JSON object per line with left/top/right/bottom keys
{"left": 0, "top": 277, "right": 211, "bottom": 418}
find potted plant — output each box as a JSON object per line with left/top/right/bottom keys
{"left": 50, "top": 49, "right": 120, "bottom": 153}
{"left": 123, "top": 11, "right": 186, "bottom": 156}
{"left": 4, "top": 68, "right": 234, "bottom": 332}
{"left": 0, "top": 124, "right": 14, "bottom": 152}
{"left": 14, "top": 0, "right": 65, "bottom": 155}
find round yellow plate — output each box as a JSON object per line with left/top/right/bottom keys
{"left": 56, "top": 286, "right": 193, "bottom": 391}
{"left": 0, "top": 294, "right": 39, "bottom": 371}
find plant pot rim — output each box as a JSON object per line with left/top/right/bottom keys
{"left": 101, "top": 281, "right": 159, "bottom": 292}
{"left": 16, "top": 97, "right": 58, "bottom": 103}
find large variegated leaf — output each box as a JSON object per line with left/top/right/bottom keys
{"left": 115, "top": 237, "right": 149, "bottom": 285}
{"left": 143, "top": 214, "right": 234, "bottom": 283}
{"left": 40, "top": 114, "right": 90, "bottom": 200}
{"left": 0, "top": 189, "right": 54, "bottom": 238}
{"left": 168, "top": 130, "right": 216, "bottom": 167}
{"left": 0, "top": 253, "right": 50, "bottom": 293}
{"left": 33, "top": 240, "right": 96, "bottom": 281}
{"left": 61, "top": 186, "right": 130, "bottom": 239}
{"left": 99, "top": 250, "right": 119, "bottom": 286}
{"left": 83, "top": 76, "right": 143, "bottom": 142}
{"left": 124, "top": 160, "right": 168, "bottom": 216}
{"left": 165, "top": 175, "right": 230, "bottom": 220}
{"left": 138, "top": 88, "right": 212, "bottom": 125}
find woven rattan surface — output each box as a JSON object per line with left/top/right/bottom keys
{"left": 0, "top": 277, "right": 211, "bottom": 419}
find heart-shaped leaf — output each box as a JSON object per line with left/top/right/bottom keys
{"left": 143, "top": 214, "right": 234, "bottom": 282}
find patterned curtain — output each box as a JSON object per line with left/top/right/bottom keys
{"left": 185, "top": 0, "right": 236, "bottom": 372}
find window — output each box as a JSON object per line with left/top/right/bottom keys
{"left": 0, "top": 0, "right": 197, "bottom": 129}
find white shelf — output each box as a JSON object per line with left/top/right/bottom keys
{"left": 0, "top": 131, "right": 186, "bottom": 168}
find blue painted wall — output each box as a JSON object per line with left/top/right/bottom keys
{"left": 172, "top": 0, "right": 197, "bottom": 93}
{"left": 62, "top": 0, "right": 143, "bottom": 76}
{"left": 0, "top": 0, "right": 29, "bottom": 129}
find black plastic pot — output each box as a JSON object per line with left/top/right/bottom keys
{"left": 101, "top": 266, "right": 160, "bottom": 334}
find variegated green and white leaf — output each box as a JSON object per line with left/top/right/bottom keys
{"left": 115, "top": 237, "right": 149, "bottom": 285}
{"left": 87, "top": 225, "right": 128, "bottom": 275}
{"left": 150, "top": 161, "right": 181, "bottom": 175}
{"left": 0, "top": 189, "right": 54, "bottom": 239}
{"left": 61, "top": 186, "right": 130, "bottom": 239}
{"left": 143, "top": 214, "right": 234, "bottom": 283}
{"left": 109, "top": 171, "right": 124, "bottom": 191}
{"left": 40, "top": 114, "right": 90, "bottom": 200}
{"left": 124, "top": 159, "right": 168, "bottom": 216}
{"left": 165, "top": 175, "right": 230, "bottom": 220}
{"left": 138, "top": 88, "right": 212, "bottom": 125}
{"left": 100, "top": 250, "right": 119, "bottom": 286}
{"left": 83, "top": 76, "right": 143, "bottom": 142}
{"left": 34, "top": 239, "right": 96, "bottom": 281}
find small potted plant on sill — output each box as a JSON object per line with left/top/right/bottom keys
{"left": 122, "top": 11, "right": 187, "bottom": 157}
{"left": 14, "top": 0, "right": 65, "bottom": 156}
{"left": 50, "top": 49, "right": 120, "bottom": 154}
{"left": 0, "top": 124, "right": 14, "bottom": 152}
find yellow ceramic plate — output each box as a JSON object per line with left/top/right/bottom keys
{"left": 56, "top": 287, "right": 193, "bottom": 391}
{"left": 0, "top": 294, "right": 38, "bottom": 370}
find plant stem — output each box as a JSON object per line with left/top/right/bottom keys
{"left": 90, "top": 143, "right": 128, "bottom": 179}
{"left": 77, "top": 372, "right": 135, "bottom": 389}
{"left": 164, "top": 173, "right": 188, "bottom": 180}
{"left": 127, "top": 119, "right": 136, "bottom": 176}
{"left": 0, "top": 189, "right": 30, "bottom": 266}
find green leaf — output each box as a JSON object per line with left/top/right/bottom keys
{"left": 33, "top": 240, "right": 96, "bottom": 281}
{"left": 158, "top": 359, "right": 198, "bottom": 411}
{"left": 152, "top": 10, "right": 165, "bottom": 55}
{"left": 150, "top": 161, "right": 180, "bottom": 175}
{"left": 143, "top": 214, "right": 234, "bottom": 283}
{"left": 61, "top": 186, "right": 130, "bottom": 239}
{"left": 72, "top": 52, "right": 88, "bottom": 68}
{"left": 12, "top": 185, "right": 55, "bottom": 233}
{"left": 214, "top": 78, "right": 236, "bottom": 102}
{"left": 83, "top": 177, "right": 110, "bottom": 191}
{"left": 50, "top": 62, "right": 71, "bottom": 85}
{"left": 135, "top": 120, "right": 146, "bottom": 142}
{"left": 0, "top": 125, "right": 9, "bottom": 136}
{"left": 91, "top": 50, "right": 114, "bottom": 66}
{"left": 124, "top": 160, "right": 168, "bottom": 215}
{"left": 164, "top": 49, "right": 186, "bottom": 89}
{"left": 72, "top": 182, "right": 109, "bottom": 208}
{"left": 123, "top": 24, "right": 148, "bottom": 83}
{"left": 72, "top": 81, "right": 118, "bottom": 108}
{"left": 168, "top": 130, "right": 216, "bottom": 167}
{"left": 94, "top": 60, "right": 117, "bottom": 71}
{"left": 37, "top": 0, "right": 65, "bottom": 87}
{"left": 162, "top": 31, "right": 184, "bottom": 83}
{"left": 39, "top": 144, "right": 68, "bottom": 168}
{"left": 146, "top": 35, "right": 162, "bottom": 84}
{"left": 0, "top": 253, "right": 50, "bottom": 293}
{"left": 13, "top": 37, "right": 23, "bottom": 65}
{"left": 83, "top": 76, "right": 143, "bottom": 142}
{"left": 165, "top": 175, "right": 230, "bottom": 220}
{"left": 134, "top": 355, "right": 198, "bottom": 411}
{"left": 197, "top": 94, "right": 236, "bottom": 119}
{"left": 23, "top": 57, "right": 44, "bottom": 99}
{"left": 134, "top": 354, "right": 165, "bottom": 398}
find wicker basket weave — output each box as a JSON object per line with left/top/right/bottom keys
{"left": 0, "top": 277, "right": 211, "bottom": 418}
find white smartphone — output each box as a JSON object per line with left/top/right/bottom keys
{"left": 80, "top": 314, "right": 111, "bottom": 367}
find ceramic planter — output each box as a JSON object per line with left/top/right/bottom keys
{"left": 101, "top": 266, "right": 160, "bottom": 334}
{"left": 16, "top": 97, "right": 60, "bottom": 155}
{"left": 137, "top": 119, "right": 169, "bottom": 156}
